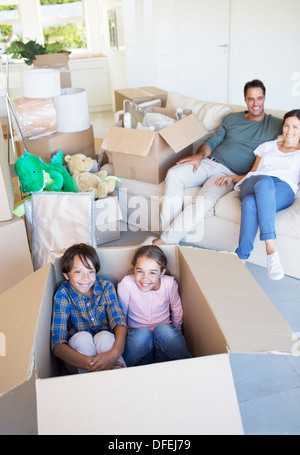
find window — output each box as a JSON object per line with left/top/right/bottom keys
{"left": 39, "top": 0, "right": 87, "bottom": 51}
{"left": 0, "top": 3, "right": 21, "bottom": 51}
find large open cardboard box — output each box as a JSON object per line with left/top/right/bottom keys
{"left": 16, "top": 125, "right": 96, "bottom": 163}
{"left": 102, "top": 108, "right": 209, "bottom": 184}
{"left": 0, "top": 245, "right": 295, "bottom": 435}
{"left": 115, "top": 86, "right": 167, "bottom": 112}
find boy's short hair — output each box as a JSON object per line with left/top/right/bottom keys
{"left": 61, "top": 243, "right": 100, "bottom": 274}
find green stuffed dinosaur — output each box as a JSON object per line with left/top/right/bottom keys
{"left": 15, "top": 150, "right": 77, "bottom": 194}
{"left": 14, "top": 151, "right": 77, "bottom": 217}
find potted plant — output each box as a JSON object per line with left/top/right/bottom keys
{"left": 6, "top": 39, "right": 72, "bottom": 88}
{"left": 5, "top": 39, "right": 70, "bottom": 66}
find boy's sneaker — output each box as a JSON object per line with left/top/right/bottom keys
{"left": 267, "top": 251, "right": 284, "bottom": 280}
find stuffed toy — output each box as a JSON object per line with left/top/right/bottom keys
{"left": 65, "top": 153, "right": 121, "bottom": 199}
{"left": 15, "top": 150, "right": 77, "bottom": 194}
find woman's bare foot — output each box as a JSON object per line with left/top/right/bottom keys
{"left": 152, "top": 238, "right": 165, "bottom": 245}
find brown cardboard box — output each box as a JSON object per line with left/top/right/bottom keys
{"left": 0, "top": 245, "right": 296, "bottom": 435}
{"left": 33, "top": 53, "right": 72, "bottom": 88}
{"left": 0, "top": 126, "right": 14, "bottom": 221}
{"left": 115, "top": 86, "right": 167, "bottom": 112}
{"left": 16, "top": 125, "right": 96, "bottom": 164}
{"left": 101, "top": 108, "right": 209, "bottom": 184}
{"left": 0, "top": 215, "right": 33, "bottom": 294}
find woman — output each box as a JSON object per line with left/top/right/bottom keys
{"left": 215, "top": 109, "right": 300, "bottom": 280}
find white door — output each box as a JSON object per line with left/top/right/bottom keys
{"left": 123, "top": 0, "right": 230, "bottom": 104}
{"left": 229, "top": 0, "right": 300, "bottom": 110}
{"left": 170, "top": 0, "right": 231, "bottom": 103}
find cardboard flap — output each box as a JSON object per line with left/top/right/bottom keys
{"left": 0, "top": 264, "right": 52, "bottom": 396}
{"left": 102, "top": 126, "right": 155, "bottom": 157}
{"left": 159, "top": 113, "right": 208, "bottom": 153}
{"left": 0, "top": 127, "right": 14, "bottom": 221}
{"left": 37, "top": 354, "right": 243, "bottom": 435}
{"left": 178, "top": 247, "right": 295, "bottom": 355}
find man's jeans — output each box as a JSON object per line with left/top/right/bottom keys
{"left": 160, "top": 158, "right": 235, "bottom": 244}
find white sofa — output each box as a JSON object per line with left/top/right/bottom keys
{"left": 110, "top": 92, "right": 300, "bottom": 280}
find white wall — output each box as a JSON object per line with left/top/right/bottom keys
{"left": 229, "top": 0, "right": 300, "bottom": 110}
{"left": 122, "top": 0, "right": 300, "bottom": 110}
{"left": 122, "top": 0, "right": 156, "bottom": 86}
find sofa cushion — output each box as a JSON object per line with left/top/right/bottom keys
{"left": 197, "top": 102, "right": 231, "bottom": 132}
{"left": 215, "top": 188, "right": 300, "bottom": 238}
{"left": 214, "top": 191, "right": 241, "bottom": 223}
{"left": 166, "top": 91, "right": 206, "bottom": 115}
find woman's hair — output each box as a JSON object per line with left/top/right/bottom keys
{"left": 283, "top": 109, "right": 300, "bottom": 122}
{"left": 61, "top": 243, "right": 100, "bottom": 274}
{"left": 131, "top": 245, "right": 170, "bottom": 274}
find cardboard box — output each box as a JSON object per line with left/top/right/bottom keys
{"left": 115, "top": 86, "right": 167, "bottom": 112}
{"left": 94, "top": 193, "right": 122, "bottom": 245}
{"left": 0, "top": 215, "right": 33, "bottom": 294}
{"left": 0, "top": 126, "right": 14, "bottom": 221}
{"left": 16, "top": 125, "right": 96, "bottom": 164}
{"left": 0, "top": 245, "right": 296, "bottom": 435}
{"left": 33, "top": 53, "right": 72, "bottom": 89}
{"left": 102, "top": 108, "right": 209, "bottom": 184}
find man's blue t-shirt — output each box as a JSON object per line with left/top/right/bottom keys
{"left": 205, "top": 111, "right": 283, "bottom": 175}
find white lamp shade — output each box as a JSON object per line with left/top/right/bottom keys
{"left": 21, "top": 69, "right": 61, "bottom": 98}
{"left": 52, "top": 88, "right": 90, "bottom": 133}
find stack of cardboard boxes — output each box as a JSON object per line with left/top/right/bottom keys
{"left": 0, "top": 126, "right": 33, "bottom": 295}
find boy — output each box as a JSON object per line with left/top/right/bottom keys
{"left": 51, "top": 243, "right": 127, "bottom": 373}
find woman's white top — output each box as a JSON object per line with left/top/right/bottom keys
{"left": 234, "top": 140, "right": 300, "bottom": 194}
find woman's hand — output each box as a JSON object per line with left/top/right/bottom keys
{"left": 215, "top": 175, "right": 236, "bottom": 189}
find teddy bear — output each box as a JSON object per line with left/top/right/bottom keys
{"left": 64, "top": 153, "right": 120, "bottom": 199}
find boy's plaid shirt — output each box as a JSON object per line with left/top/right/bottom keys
{"left": 51, "top": 276, "right": 126, "bottom": 350}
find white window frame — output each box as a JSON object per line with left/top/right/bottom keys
{"left": 0, "top": 0, "right": 106, "bottom": 54}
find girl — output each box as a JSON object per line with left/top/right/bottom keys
{"left": 215, "top": 109, "right": 300, "bottom": 280}
{"left": 117, "top": 245, "right": 191, "bottom": 366}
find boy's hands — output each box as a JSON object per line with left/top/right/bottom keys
{"left": 88, "top": 350, "right": 126, "bottom": 372}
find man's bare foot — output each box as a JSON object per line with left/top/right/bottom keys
{"left": 152, "top": 238, "right": 165, "bottom": 245}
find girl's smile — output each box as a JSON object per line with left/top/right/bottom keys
{"left": 134, "top": 256, "right": 166, "bottom": 293}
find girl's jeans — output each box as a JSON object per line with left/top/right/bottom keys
{"left": 123, "top": 323, "right": 191, "bottom": 367}
{"left": 236, "top": 175, "right": 295, "bottom": 260}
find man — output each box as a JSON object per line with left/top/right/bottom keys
{"left": 153, "top": 79, "right": 283, "bottom": 245}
